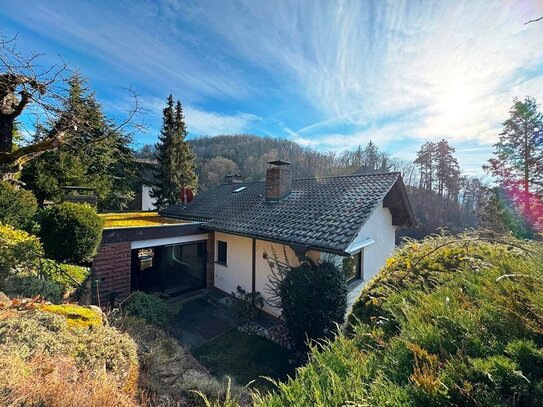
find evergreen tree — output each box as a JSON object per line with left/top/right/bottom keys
{"left": 150, "top": 96, "right": 198, "bottom": 208}
{"left": 22, "top": 73, "right": 136, "bottom": 210}
{"left": 486, "top": 97, "right": 543, "bottom": 223}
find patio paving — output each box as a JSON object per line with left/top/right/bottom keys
{"left": 170, "top": 290, "right": 237, "bottom": 349}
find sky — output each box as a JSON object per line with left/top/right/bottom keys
{"left": 2, "top": 0, "right": 543, "bottom": 176}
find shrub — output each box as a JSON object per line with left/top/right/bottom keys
{"left": 41, "top": 259, "right": 90, "bottom": 291}
{"left": 0, "top": 181, "right": 38, "bottom": 230}
{"left": 0, "top": 354, "right": 137, "bottom": 407}
{"left": 268, "top": 258, "right": 347, "bottom": 347}
{"left": 0, "top": 224, "right": 43, "bottom": 280}
{"left": 40, "top": 202, "right": 103, "bottom": 263}
{"left": 4, "top": 273, "right": 63, "bottom": 303}
{"left": 228, "top": 285, "right": 265, "bottom": 323}
{"left": 122, "top": 291, "right": 172, "bottom": 327}
{"left": 0, "top": 306, "right": 138, "bottom": 392}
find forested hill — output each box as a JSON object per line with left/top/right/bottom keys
{"left": 138, "top": 134, "right": 484, "bottom": 236}
{"left": 189, "top": 134, "right": 337, "bottom": 185}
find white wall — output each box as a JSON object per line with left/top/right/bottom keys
{"left": 356, "top": 204, "right": 396, "bottom": 281}
{"left": 213, "top": 232, "right": 253, "bottom": 296}
{"left": 142, "top": 185, "right": 156, "bottom": 211}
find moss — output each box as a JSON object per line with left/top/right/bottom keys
{"left": 38, "top": 304, "right": 102, "bottom": 328}
{"left": 100, "top": 212, "right": 184, "bottom": 228}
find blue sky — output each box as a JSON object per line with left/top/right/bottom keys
{"left": 2, "top": 0, "right": 543, "bottom": 175}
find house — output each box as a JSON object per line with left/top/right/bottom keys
{"left": 127, "top": 158, "right": 158, "bottom": 211}
{"left": 92, "top": 161, "right": 415, "bottom": 316}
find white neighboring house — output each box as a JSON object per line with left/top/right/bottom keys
{"left": 93, "top": 160, "right": 415, "bottom": 315}
{"left": 133, "top": 158, "right": 157, "bottom": 211}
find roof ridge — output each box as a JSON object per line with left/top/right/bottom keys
{"left": 218, "top": 171, "right": 401, "bottom": 186}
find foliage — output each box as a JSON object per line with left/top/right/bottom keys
{"left": 0, "top": 223, "right": 43, "bottom": 280}
{"left": 0, "top": 181, "right": 37, "bottom": 230}
{"left": 150, "top": 95, "right": 198, "bottom": 208}
{"left": 41, "top": 261, "right": 90, "bottom": 291}
{"left": 21, "top": 74, "right": 137, "bottom": 210}
{"left": 121, "top": 291, "right": 172, "bottom": 327}
{"left": 485, "top": 96, "right": 543, "bottom": 230}
{"left": 0, "top": 306, "right": 139, "bottom": 394}
{"left": 228, "top": 285, "right": 265, "bottom": 323}
{"left": 39, "top": 202, "right": 103, "bottom": 263}
{"left": 267, "top": 255, "right": 347, "bottom": 347}
{"left": 244, "top": 233, "right": 543, "bottom": 407}
{"left": 38, "top": 304, "right": 102, "bottom": 328}
{"left": 199, "top": 156, "right": 240, "bottom": 191}
{"left": 3, "top": 273, "right": 63, "bottom": 303}
{"left": 478, "top": 187, "right": 534, "bottom": 238}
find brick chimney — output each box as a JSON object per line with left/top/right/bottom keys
{"left": 265, "top": 160, "right": 292, "bottom": 201}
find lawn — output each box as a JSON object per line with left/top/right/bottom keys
{"left": 193, "top": 329, "right": 296, "bottom": 390}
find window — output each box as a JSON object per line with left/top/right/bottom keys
{"left": 217, "top": 240, "right": 227, "bottom": 265}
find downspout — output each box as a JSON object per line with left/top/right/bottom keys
{"left": 251, "top": 238, "right": 256, "bottom": 294}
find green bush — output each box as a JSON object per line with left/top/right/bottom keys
{"left": 122, "top": 291, "right": 172, "bottom": 327}
{"left": 0, "top": 224, "right": 43, "bottom": 280}
{"left": 269, "top": 259, "right": 347, "bottom": 347}
{"left": 0, "top": 181, "right": 38, "bottom": 230}
{"left": 39, "top": 202, "right": 103, "bottom": 263}
{"left": 3, "top": 273, "right": 63, "bottom": 303}
{"left": 40, "top": 259, "right": 90, "bottom": 291}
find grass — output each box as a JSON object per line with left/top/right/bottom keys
{"left": 100, "top": 212, "right": 185, "bottom": 228}
{"left": 193, "top": 329, "right": 296, "bottom": 391}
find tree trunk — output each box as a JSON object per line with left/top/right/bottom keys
{"left": 0, "top": 114, "right": 14, "bottom": 153}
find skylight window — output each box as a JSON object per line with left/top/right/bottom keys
{"left": 233, "top": 186, "right": 247, "bottom": 193}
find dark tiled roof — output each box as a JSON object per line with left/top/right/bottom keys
{"left": 160, "top": 172, "right": 413, "bottom": 253}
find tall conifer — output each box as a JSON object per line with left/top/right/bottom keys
{"left": 151, "top": 96, "right": 198, "bottom": 208}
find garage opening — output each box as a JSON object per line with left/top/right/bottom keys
{"left": 131, "top": 241, "right": 206, "bottom": 296}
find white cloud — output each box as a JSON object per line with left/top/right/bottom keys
{"left": 184, "top": 108, "right": 261, "bottom": 135}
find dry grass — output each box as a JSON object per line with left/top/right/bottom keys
{"left": 0, "top": 353, "right": 137, "bottom": 407}
{"left": 100, "top": 212, "right": 185, "bottom": 228}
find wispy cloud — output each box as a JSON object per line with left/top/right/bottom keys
{"left": 184, "top": 108, "right": 261, "bottom": 136}
{"left": 2, "top": 0, "right": 543, "bottom": 176}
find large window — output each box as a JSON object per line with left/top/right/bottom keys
{"left": 131, "top": 241, "right": 206, "bottom": 295}
{"left": 217, "top": 240, "right": 227, "bottom": 265}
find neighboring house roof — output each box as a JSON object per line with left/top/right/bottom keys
{"left": 159, "top": 172, "right": 415, "bottom": 254}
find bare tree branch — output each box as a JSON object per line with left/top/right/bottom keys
{"left": 525, "top": 16, "right": 543, "bottom": 25}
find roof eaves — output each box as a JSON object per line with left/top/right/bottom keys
{"left": 340, "top": 173, "right": 401, "bottom": 252}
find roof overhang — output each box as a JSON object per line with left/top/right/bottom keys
{"left": 383, "top": 176, "right": 416, "bottom": 227}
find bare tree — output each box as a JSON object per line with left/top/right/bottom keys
{"left": 0, "top": 35, "right": 143, "bottom": 181}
